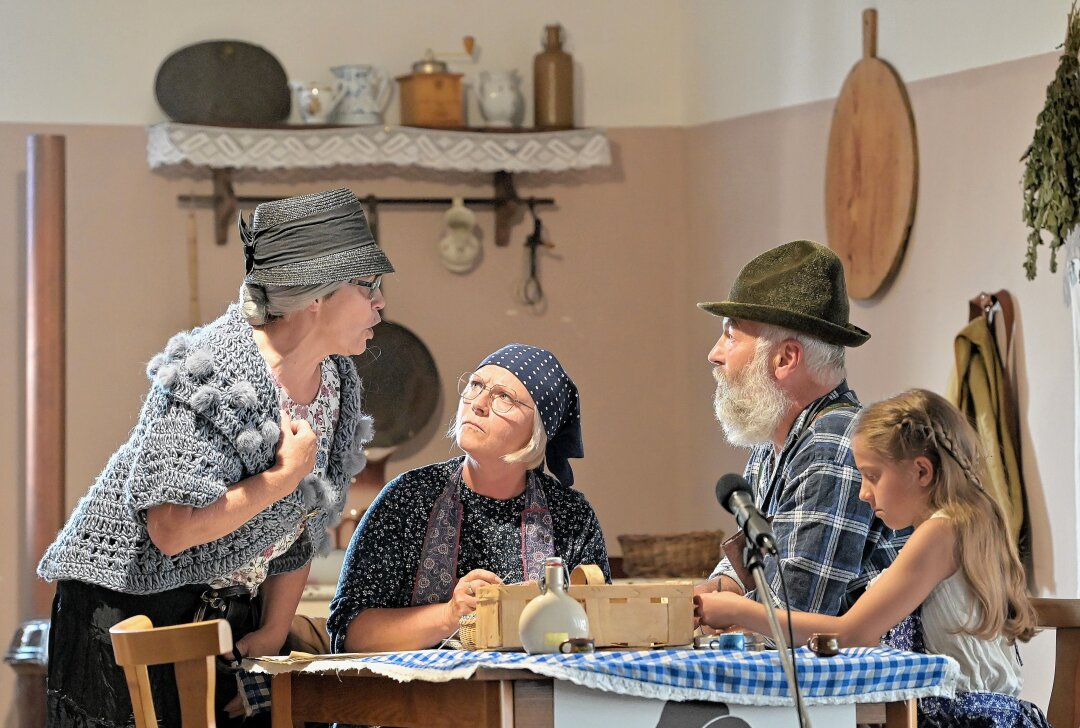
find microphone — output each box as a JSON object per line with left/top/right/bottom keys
{"left": 715, "top": 474, "right": 777, "bottom": 555}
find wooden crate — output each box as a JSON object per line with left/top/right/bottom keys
{"left": 469, "top": 579, "right": 694, "bottom": 650}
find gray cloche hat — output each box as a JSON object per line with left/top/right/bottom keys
{"left": 240, "top": 187, "right": 394, "bottom": 286}
{"left": 697, "top": 239, "right": 870, "bottom": 347}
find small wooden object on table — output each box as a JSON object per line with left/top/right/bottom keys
{"left": 465, "top": 564, "right": 694, "bottom": 650}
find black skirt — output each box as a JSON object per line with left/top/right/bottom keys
{"left": 46, "top": 580, "right": 261, "bottom": 728}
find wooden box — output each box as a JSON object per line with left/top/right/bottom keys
{"left": 396, "top": 72, "right": 465, "bottom": 128}
{"left": 468, "top": 575, "right": 694, "bottom": 650}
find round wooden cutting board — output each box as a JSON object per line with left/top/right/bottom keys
{"left": 825, "top": 9, "right": 918, "bottom": 299}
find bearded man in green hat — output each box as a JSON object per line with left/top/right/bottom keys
{"left": 695, "top": 240, "right": 907, "bottom": 616}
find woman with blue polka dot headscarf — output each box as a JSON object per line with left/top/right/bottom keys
{"left": 329, "top": 344, "right": 610, "bottom": 653}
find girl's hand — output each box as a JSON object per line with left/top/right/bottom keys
{"left": 446, "top": 569, "right": 504, "bottom": 624}
{"left": 694, "top": 591, "right": 744, "bottom": 631}
{"left": 273, "top": 411, "right": 317, "bottom": 488}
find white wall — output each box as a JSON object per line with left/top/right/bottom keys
{"left": 2, "top": 0, "right": 1076, "bottom": 127}
{"left": 683, "top": 0, "right": 1075, "bottom": 123}
{"left": 0, "top": 0, "right": 686, "bottom": 127}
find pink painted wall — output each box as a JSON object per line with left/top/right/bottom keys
{"left": 0, "top": 124, "right": 702, "bottom": 721}
{"left": 0, "top": 51, "right": 1074, "bottom": 718}
{"left": 681, "top": 53, "right": 1072, "bottom": 706}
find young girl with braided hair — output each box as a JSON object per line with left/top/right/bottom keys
{"left": 696, "top": 388, "right": 1048, "bottom": 727}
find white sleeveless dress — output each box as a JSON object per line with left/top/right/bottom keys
{"left": 885, "top": 511, "right": 1023, "bottom": 695}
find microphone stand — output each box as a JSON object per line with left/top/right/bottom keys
{"left": 745, "top": 544, "right": 812, "bottom": 728}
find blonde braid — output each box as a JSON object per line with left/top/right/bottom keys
{"left": 898, "top": 414, "right": 983, "bottom": 490}
{"left": 929, "top": 420, "right": 985, "bottom": 490}
{"left": 857, "top": 388, "right": 1037, "bottom": 643}
{"left": 898, "top": 415, "right": 934, "bottom": 449}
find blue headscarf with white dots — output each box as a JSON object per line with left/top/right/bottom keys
{"left": 477, "top": 343, "right": 583, "bottom": 487}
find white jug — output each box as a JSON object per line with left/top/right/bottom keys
{"left": 518, "top": 557, "right": 589, "bottom": 654}
{"left": 478, "top": 70, "right": 523, "bottom": 128}
{"left": 331, "top": 65, "right": 392, "bottom": 125}
{"left": 290, "top": 80, "right": 345, "bottom": 124}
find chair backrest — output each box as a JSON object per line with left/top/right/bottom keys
{"left": 1032, "top": 597, "right": 1080, "bottom": 728}
{"left": 110, "top": 615, "right": 233, "bottom": 728}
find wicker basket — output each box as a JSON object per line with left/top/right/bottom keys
{"left": 617, "top": 529, "right": 726, "bottom": 578}
{"left": 458, "top": 613, "right": 478, "bottom": 649}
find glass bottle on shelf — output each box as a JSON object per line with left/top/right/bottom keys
{"left": 533, "top": 24, "right": 574, "bottom": 130}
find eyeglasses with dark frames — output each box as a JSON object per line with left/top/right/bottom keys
{"left": 457, "top": 372, "right": 533, "bottom": 415}
{"left": 346, "top": 275, "right": 382, "bottom": 298}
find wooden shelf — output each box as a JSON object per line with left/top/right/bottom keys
{"left": 148, "top": 122, "right": 611, "bottom": 245}
{"left": 147, "top": 122, "right": 609, "bottom": 173}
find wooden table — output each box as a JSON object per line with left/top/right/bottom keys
{"left": 268, "top": 666, "right": 918, "bottom": 728}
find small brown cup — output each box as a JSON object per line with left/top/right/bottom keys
{"left": 558, "top": 637, "right": 596, "bottom": 654}
{"left": 807, "top": 632, "right": 840, "bottom": 657}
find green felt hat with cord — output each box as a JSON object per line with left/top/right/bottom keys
{"left": 697, "top": 239, "right": 870, "bottom": 347}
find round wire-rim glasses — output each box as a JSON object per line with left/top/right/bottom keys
{"left": 457, "top": 372, "right": 533, "bottom": 415}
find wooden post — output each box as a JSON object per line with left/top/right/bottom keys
{"left": 884, "top": 698, "right": 917, "bottom": 728}
{"left": 19, "top": 133, "right": 67, "bottom": 728}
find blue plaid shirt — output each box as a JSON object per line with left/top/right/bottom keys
{"left": 711, "top": 381, "right": 908, "bottom": 615}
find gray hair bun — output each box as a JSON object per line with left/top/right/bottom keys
{"left": 239, "top": 283, "right": 271, "bottom": 326}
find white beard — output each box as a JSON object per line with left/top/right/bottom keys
{"left": 713, "top": 344, "right": 791, "bottom": 448}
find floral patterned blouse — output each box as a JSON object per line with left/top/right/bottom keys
{"left": 210, "top": 357, "right": 341, "bottom": 594}
{"left": 327, "top": 457, "right": 611, "bottom": 652}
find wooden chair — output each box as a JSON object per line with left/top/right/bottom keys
{"left": 110, "top": 615, "right": 233, "bottom": 728}
{"left": 1032, "top": 597, "right": 1080, "bottom": 728}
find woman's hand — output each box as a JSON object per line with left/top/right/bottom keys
{"left": 273, "top": 411, "right": 317, "bottom": 491}
{"left": 221, "top": 625, "right": 291, "bottom": 718}
{"left": 147, "top": 414, "right": 317, "bottom": 555}
{"left": 223, "top": 694, "right": 246, "bottom": 720}
{"left": 694, "top": 591, "right": 745, "bottom": 631}
{"left": 445, "top": 569, "right": 504, "bottom": 625}
{"left": 232, "top": 624, "right": 288, "bottom": 662}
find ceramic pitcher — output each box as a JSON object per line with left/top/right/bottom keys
{"left": 477, "top": 70, "right": 523, "bottom": 128}
{"left": 331, "top": 64, "right": 392, "bottom": 125}
{"left": 290, "top": 80, "right": 345, "bottom": 124}
{"left": 518, "top": 556, "right": 589, "bottom": 654}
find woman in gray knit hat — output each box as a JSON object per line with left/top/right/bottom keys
{"left": 38, "top": 188, "right": 393, "bottom": 728}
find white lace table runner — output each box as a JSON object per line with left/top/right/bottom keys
{"left": 147, "top": 123, "right": 612, "bottom": 174}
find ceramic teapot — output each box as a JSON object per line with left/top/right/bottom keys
{"left": 331, "top": 64, "right": 392, "bottom": 125}
{"left": 477, "top": 70, "right": 523, "bottom": 128}
{"left": 290, "top": 80, "right": 345, "bottom": 124}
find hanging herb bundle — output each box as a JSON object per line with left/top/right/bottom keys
{"left": 1021, "top": 3, "right": 1080, "bottom": 280}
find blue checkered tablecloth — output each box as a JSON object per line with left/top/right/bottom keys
{"left": 247, "top": 646, "right": 959, "bottom": 707}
